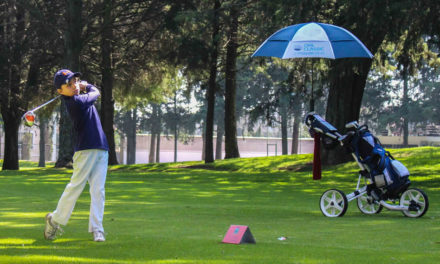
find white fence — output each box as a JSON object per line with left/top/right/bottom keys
{"left": 0, "top": 131, "right": 314, "bottom": 164}
{"left": 2, "top": 130, "right": 440, "bottom": 164}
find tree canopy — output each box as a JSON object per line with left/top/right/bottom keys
{"left": 1, "top": 0, "right": 440, "bottom": 169}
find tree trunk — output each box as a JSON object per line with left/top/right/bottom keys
{"left": 119, "top": 135, "right": 126, "bottom": 164}
{"left": 224, "top": 3, "right": 240, "bottom": 159}
{"left": 174, "top": 126, "right": 178, "bottom": 162}
{"left": 291, "top": 116, "right": 300, "bottom": 155}
{"left": 56, "top": 0, "right": 82, "bottom": 168}
{"left": 149, "top": 133, "right": 156, "bottom": 163}
{"left": 323, "top": 59, "right": 372, "bottom": 165}
{"left": 56, "top": 102, "right": 74, "bottom": 168}
{"left": 1, "top": 118, "right": 20, "bottom": 170}
{"left": 291, "top": 97, "right": 302, "bottom": 155}
{"left": 280, "top": 93, "right": 289, "bottom": 155}
{"left": 21, "top": 133, "right": 31, "bottom": 160}
{"left": 100, "top": 0, "right": 118, "bottom": 165}
{"left": 174, "top": 93, "right": 178, "bottom": 162}
{"left": 39, "top": 117, "right": 47, "bottom": 167}
{"left": 155, "top": 133, "right": 160, "bottom": 163}
{"left": 155, "top": 106, "right": 161, "bottom": 163}
{"left": 204, "top": 0, "right": 221, "bottom": 164}
{"left": 1, "top": 3, "right": 25, "bottom": 170}
{"left": 51, "top": 115, "right": 57, "bottom": 162}
{"left": 402, "top": 67, "right": 409, "bottom": 147}
{"left": 281, "top": 115, "right": 288, "bottom": 155}
{"left": 0, "top": 128, "right": 2, "bottom": 159}
{"left": 126, "top": 108, "right": 137, "bottom": 164}
{"left": 149, "top": 104, "right": 157, "bottom": 163}
{"left": 215, "top": 124, "right": 224, "bottom": 160}
{"left": 201, "top": 129, "right": 205, "bottom": 160}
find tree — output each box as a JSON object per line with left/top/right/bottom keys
{"left": 393, "top": 31, "right": 438, "bottom": 146}
{"left": 55, "top": 0, "right": 172, "bottom": 166}
{"left": 204, "top": 0, "right": 221, "bottom": 163}
{"left": 38, "top": 117, "right": 48, "bottom": 167}
{"left": 56, "top": 0, "right": 82, "bottom": 168}
{"left": 360, "top": 34, "right": 440, "bottom": 139}
{"left": 418, "top": 66, "right": 440, "bottom": 124}
{"left": 223, "top": 0, "right": 246, "bottom": 159}
{"left": 159, "top": 0, "right": 224, "bottom": 163}
{"left": 0, "top": 0, "right": 63, "bottom": 170}
{"left": 95, "top": 0, "right": 172, "bottom": 165}
{"left": 249, "top": 0, "right": 437, "bottom": 164}
{"left": 291, "top": 96, "right": 303, "bottom": 154}
{"left": 320, "top": 1, "right": 426, "bottom": 164}
{"left": 244, "top": 61, "right": 289, "bottom": 154}
{"left": 286, "top": 64, "right": 309, "bottom": 154}
{"left": 106, "top": 0, "right": 179, "bottom": 164}
{"left": 155, "top": 104, "right": 162, "bottom": 163}
{"left": 241, "top": 58, "right": 313, "bottom": 155}
{"left": 148, "top": 104, "right": 158, "bottom": 163}
{"left": 100, "top": 0, "right": 118, "bottom": 164}
{"left": 360, "top": 72, "right": 394, "bottom": 132}
{"left": 161, "top": 79, "right": 200, "bottom": 163}
{"left": 114, "top": 106, "right": 138, "bottom": 165}
{"left": 126, "top": 107, "right": 137, "bottom": 164}
{"left": 215, "top": 93, "right": 225, "bottom": 159}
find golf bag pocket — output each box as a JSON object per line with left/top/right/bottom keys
{"left": 372, "top": 166, "right": 394, "bottom": 188}
{"left": 373, "top": 174, "right": 386, "bottom": 187}
{"left": 390, "top": 160, "right": 409, "bottom": 178}
{"left": 372, "top": 157, "right": 410, "bottom": 196}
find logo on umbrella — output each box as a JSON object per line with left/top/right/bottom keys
{"left": 294, "top": 45, "right": 302, "bottom": 51}
{"left": 304, "top": 44, "right": 324, "bottom": 52}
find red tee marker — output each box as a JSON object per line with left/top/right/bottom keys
{"left": 222, "top": 225, "right": 256, "bottom": 244}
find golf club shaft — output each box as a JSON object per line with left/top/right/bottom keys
{"left": 29, "top": 95, "right": 61, "bottom": 113}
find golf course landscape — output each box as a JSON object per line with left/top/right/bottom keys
{"left": 1, "top": 147, "right": 439, "bottom": 263}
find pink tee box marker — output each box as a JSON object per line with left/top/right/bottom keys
{"left": 222, "top": 225, "right": 256, "bottom": 244}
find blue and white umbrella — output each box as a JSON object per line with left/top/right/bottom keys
{"left": 252, "top": 22, "right": 373, "bottom": 59}
{"left": 252, "top": 22, "right": 373, "bottom": 111}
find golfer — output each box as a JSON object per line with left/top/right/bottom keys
{"left": 44, "top": 69, "right": 109, "bottom": 242}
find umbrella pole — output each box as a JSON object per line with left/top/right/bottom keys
{"left": 309, "top": 62, "right": 314, "bottom": 112}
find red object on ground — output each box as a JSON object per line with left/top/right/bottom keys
{"left": 313, "top": 133, "right": 322, "bottom": 180}
{"left": 222, "top": 225, "right": 256, "bottom": 244}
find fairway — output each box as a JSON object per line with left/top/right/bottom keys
{"left": 1, "top": 147, "right": 439, "bottom": 264}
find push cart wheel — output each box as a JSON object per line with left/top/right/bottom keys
{"left": 357, "top": 193, "right": 383, "bottom": 215}
{"left": 400, "top": 188, "right": 429, "bottom": 218}
{"left": 319, "top": 189, "right": 348, "bottom": 217}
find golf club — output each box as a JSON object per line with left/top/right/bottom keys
{"left": 22, "top": 95, "right": 61, "bottom": 127}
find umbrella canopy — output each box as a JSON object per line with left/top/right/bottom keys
{"left": 252, "top": 22, "right": 373, "bottom": 59}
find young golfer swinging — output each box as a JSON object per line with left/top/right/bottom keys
{"left": 44, "top": 69, "right": 109, "bottom": 242}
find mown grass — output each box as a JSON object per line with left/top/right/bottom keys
{"left": 0, "top": 147, "right": 439, "bottom": 264}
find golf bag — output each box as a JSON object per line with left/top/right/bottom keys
{"left": 350, "top": 125, "right": 411, "bottom": 198}
{"left": 304, "top": 113, "right": 411, "bottom": 198}
{"left": 304, "top": 113, "right": 429, "bottom": 218}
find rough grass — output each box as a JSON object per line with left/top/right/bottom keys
{"left": 0, "top": 147, "right": 439, "bottom": 263}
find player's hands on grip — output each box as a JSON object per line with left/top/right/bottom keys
{"left": 75, "top": 81, "right": 88, "bottom": 94}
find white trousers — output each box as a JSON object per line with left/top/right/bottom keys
{"left": 52, "top": 149, "right": 108, "bottom": 233}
